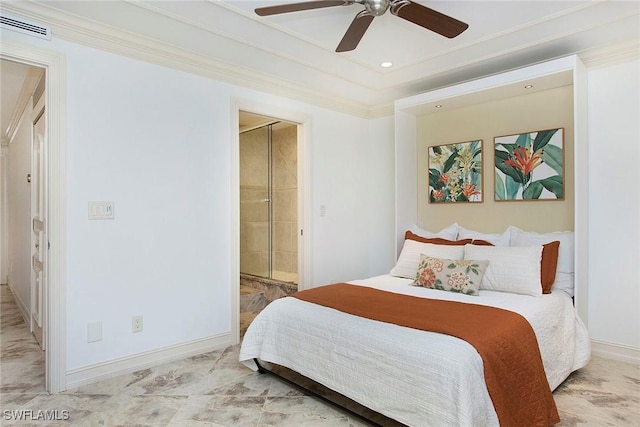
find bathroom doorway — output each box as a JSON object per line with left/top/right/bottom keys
{"left": 239, "top": 111, "right": 298, "bottom": 284}
{"left": 238, "top": 111, "right": 299, "bottom": 336}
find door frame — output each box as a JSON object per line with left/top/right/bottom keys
{"left": 230, "top": 98, "right": 311, "bottom": 344}
{"left": 1, "top": 40, "right": 67, "bottom": 393}
{"left": 31, "top": 93, "right": 46, "bottom": 350}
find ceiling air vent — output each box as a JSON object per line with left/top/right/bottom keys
{"left": 1, "top": 13, "right": 51, "bottom": 40}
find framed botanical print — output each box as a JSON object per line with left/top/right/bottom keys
{"left": 428, "top": 140, "right": 483, "bottom": 203}
{"left": 494, "top": 128, "right": 564, "bottom": 201}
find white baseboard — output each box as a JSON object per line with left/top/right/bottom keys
{"left": 65, "top": 333, "right": 231, "bottom": 390}
{"left": 591, "top": 339, "right": 640, "bottom": 365}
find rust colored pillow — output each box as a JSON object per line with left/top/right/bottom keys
{"left": 468, "top": 238, "right": 560, "bottom": 293}
{"left": 540, "top": 241, "right": 560, "bottom": 294}
{"left": 470, "top": 239, "right": 493, "bottom": 246}
{"left": 405, "top": 231, "right": 472, "bottom": 246}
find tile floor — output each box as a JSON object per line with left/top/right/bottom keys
{"left": 1, "top": 284, "right": 639, "bottom": 426}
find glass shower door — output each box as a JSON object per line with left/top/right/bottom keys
{"left": 240, "top": 125, "right": 272, "bottom": 278}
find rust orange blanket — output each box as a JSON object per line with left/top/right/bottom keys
{"left": 292, "top": 283, "right": 560, "bottom": 427}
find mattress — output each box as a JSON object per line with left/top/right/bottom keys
{"left": 239, "top": 274, "right": 591, "bottom": 426}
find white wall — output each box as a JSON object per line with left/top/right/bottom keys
{"left": 311, "top": 114, "right": 396, "bottom": 284}
{"left": 366, "top": 116, "right": 396, "bottom": 275}
{"left": 1, "top": 30, "right": 396, "bottom": 372}
{"left": 6, "top": 102, "right": 32, "bottom": 317}
{"left": 587, "top": 59, "right": 640, "bottom": 354}
{"left": 64, "top": 43, "right": 231, "bottom": 368}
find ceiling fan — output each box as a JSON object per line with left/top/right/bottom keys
{"left": 255, "top": 0, "right": 469, "bottom": 52}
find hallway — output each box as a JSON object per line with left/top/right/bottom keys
{"left": 0, "top": 284, "right": 45, "bottom": 395}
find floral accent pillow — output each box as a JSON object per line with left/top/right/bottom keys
{"left": 413, "top": 255, "right": 489, "bottom": 296}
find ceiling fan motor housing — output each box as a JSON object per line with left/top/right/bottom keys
{"left": 363, "top": 0, "right": 390, "bottom": 16}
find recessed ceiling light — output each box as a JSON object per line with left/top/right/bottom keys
{"left": 435, "top": 104, "right": 443, "bottom": 108}
{"left": 524, "top": 84, "right": 534, "bottom": 89}
{"left": 380, "top": 62, "right": 393, "bottom": 68}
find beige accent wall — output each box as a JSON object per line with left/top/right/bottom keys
{"left": 417, "top": 85, "right": 574, "bottom": 234}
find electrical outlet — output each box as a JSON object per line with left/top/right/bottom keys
{"left": 132, "top": 315, "right": 143, "bottom": 333}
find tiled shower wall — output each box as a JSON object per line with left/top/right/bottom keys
{"left": 239, "top": 123, "right": 297, "bottom": 281}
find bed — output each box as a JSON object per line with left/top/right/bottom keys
{"left": 239, "top": 225, "right": 591, "bottom": 426}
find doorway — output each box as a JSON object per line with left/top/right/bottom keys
{"left": 238, "top": 111, "right": 299, "bottom": 337}
{"left": 0, "top": 58, "right": 47, "bottom": 392}
{"left": 1, "top": 43, "right": 66, "bottom": 393}
{"left": 239, "top": 112, "right": 298, "bottom": 284}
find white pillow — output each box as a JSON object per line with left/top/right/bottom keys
{"left": 390, "top": 240, "right": 465, "bottom": 279}
{"left": 509, "top": 226, "right": 574, "bottom": 296}
{"left": 464, "top": 244, "right": 543, "bottom": 297}
{"left": 457, "top": 226, "right": 510, "bottom": 246}
{"left": 408, "top": 223, "right": 459, "bottom": 240}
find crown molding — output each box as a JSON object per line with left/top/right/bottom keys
{"left": 581, "top": 39, "right": 640, "bottom": 70}
{"left": 2, "top": 2, "right": 637, "bottom": 121}
{"left": 2, "top": 2, "right": 380, "bottom": 118}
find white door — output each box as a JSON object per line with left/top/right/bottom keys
{"left": 31, "top": 99, "right": 46, "bottom": 350}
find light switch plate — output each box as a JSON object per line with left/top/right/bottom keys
{"left": 88, "top": 201, "right": 114, "bottom": 220}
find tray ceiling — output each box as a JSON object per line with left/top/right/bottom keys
{"left": 2, "top": 1, "right": 638, "bottom": 116}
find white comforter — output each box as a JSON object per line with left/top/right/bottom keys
{"left": 239, "top": 275, "right": 591, "bottom": 427}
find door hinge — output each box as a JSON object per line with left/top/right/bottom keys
{"left": 300, "top": 229, "right": 304, "bottom": 236}
{"left": 32, "top": 217, "right": 45, "bottom": 232}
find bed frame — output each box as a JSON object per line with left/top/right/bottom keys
{"left": 253, "top": 358, "right": 404, "bottom": 427}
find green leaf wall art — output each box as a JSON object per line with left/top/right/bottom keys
{"left": 428, "top": 140, "right": 483, "bottom": 203}
{"left": 494, "top": 128, "right": 564, "bottom": 201}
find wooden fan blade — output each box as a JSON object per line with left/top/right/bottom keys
{"left": 256, "top": 1, "right": 351, "bottom": 17}
{"left": 336, "top": 13, "right": 374, "bottom": 52}
{"left": 392, "top": 1, "right": 468, "bottom": 38}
